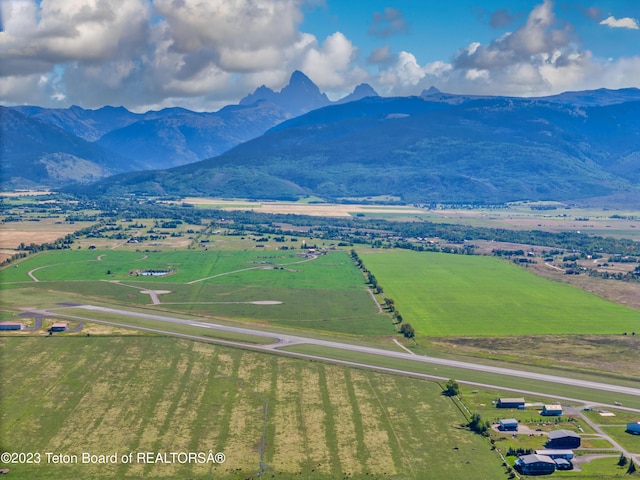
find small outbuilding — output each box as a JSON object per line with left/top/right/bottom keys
{"left": 626, "top": 422, "right": 640, "bottom": 434}
{"left": 0, "top": 321, "right": 23, "bottom": 331}
{"left": 50, "top": 322, "right": 68, "bottom": 332}
{"left": 554, "top": 458, "right": 573, "bottom": 470}
{"left": 547, "top": 430, "right": 581, "bottom": 448}
{"left": 514, "top": 454, "right": 556, "bottom": 475}
{"left": 497, "top": 397, "right": 525, "bottom": 409}
{"left": 541, "top": 404, "right": 563, "bottom": 416}
{"left": 498, "top": 419, "right": 519, "bottom": 431}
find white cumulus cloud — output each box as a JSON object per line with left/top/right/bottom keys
{"left": 599, "top": 16, "right": 639, "bottom": 29}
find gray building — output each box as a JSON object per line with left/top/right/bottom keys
{"left": 535, "top": 449, "right": 574, "bottom": 460}
{"left": 547, "top": 430, "right": 581, "bottom": 448}
{"left": 497, "top": 397, "right": 525, "bottom": 409}
{"left": 515, "top": 454, "right": 556, "bottom": 475}
{"left": 498, "top": 419, "right": 518, "bottom": 431}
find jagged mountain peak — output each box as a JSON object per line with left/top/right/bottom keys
{"left": 239, "top": 70, "right": 330, "bottom": 116}
{"left": 421, "top": 86, "right": 442, "bottom": 96}
{"left": 288, "top": 70, "right": 315, "bottom": 86}
{"left": 336, "top": 83, "right": 379, "bottom": 105}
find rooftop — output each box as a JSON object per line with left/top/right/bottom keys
{"left": 519, "top": 454, "right": 556, "bottom": 465}
{"left": 548, "top": 429, "right": 580, "bottom": 439}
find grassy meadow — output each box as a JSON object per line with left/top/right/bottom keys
{"left": 0, "top": 336, "right": 507, "bottom": 480}
{"left": 1, "top": 249, "right": 389, "bottom": 335}
{"left": 361, "top": 250, "right": 640, "bottom": 336}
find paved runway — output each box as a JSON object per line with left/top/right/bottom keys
{"left": 33, "top": 304, "right": 640, "bottom": 406}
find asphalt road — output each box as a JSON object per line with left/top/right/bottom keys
{"left": 37, "top": 304, "right": 640, "bottom": 404}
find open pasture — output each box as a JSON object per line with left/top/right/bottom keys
{"left": 361, "top": 250, "right": 640, "bottom": 337}
{"left": 0, "top": 336, "right": 506, "bottom": 480}
{"left": 1, "top": 249, "right": 341, "bottom": 285}
{"left": 1, "top": 250, "right": 388, "bottom": 335}
{"left": 425, "top": 335, "right": 640, "bottom": 380}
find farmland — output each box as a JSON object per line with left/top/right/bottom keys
{"left": 361, "top": 250, "right": 640, "bottom": 337}
{"left": 2, "top": 195, "right": 640, "bottom": 479}
{"left": 0, "top": 336, "right": 507, "bottom": 479}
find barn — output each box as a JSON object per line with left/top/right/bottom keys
{"left": 547, "top": 430, "right": 581, "bottom": 448}
{"left": 498, "top": 419, "right": 518, "bottom": 431}
{"left": 514, "top": 454, "right": 556, "bottom": 475}
{"left": 627, "top": 422, "right": 640, "bottom": 434}
{"left": 497, "top": 397, "right": 525, "bottom": 409}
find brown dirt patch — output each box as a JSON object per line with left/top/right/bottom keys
{"left": 527, "top": 262, "right": 640, "bottom": 310}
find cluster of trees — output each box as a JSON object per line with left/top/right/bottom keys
{"left": 443, "top": 379, "right": 459, "bottom": 396}
{"left": 588, "top": 268, "right": 640, "bottom": 282}
{"left": 383, "top": 297, "right": 403, "bottom": 325}
{"left": 618, "top": 454, "right": 637, "bottom": 474}
{"left": 398, "top": 323, "right": 415, "bottom": 339}
{"left": 506, "top": 447, "right": 532, "bottom": 457}
{"left": 17, "top": 234, "right": 74, "bottom": 252}
{"left": 468, "top": 413, "right": 491, "bottom": 436}
{"left": 0, "top": 251, "right": 28, "bottom": 267}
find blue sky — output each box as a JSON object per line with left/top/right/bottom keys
{"left": 0, "top": 0, "right": 638, "bottom": 111}
{"left": 304, "top": 0, "right": 639, "bottom": 62}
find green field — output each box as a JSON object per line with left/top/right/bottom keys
{"left": 361, "top": 251, "right": 640, "bottom": 336}
{"left": 1, "top": 249, "right": 323, "bottom": 284}
{"left": 0, "top": 336, "right": 507, "bottom": 480}
{"left": 1, "top": 250, "right": 389, "bottom": 335}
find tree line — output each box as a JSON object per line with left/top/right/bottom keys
{"left": 349, "top": 249, "right": 415, "bottom": 339}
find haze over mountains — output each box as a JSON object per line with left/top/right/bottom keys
{"left": 2, "top": 71, "right": 640, "bottom": 205}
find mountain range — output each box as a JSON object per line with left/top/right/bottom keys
{"left": 77, "top": 87, "right": 640, "bottom": 204}
{"left": 2, "top": 73, "right": 640, "bottom": 205}
{"left": 1, "top": 71, "right": 378, "bottom": 188}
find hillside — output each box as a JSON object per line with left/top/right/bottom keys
{"left": 0, "top": 107, "right": 138, "bottom": 188}
{"left": 79, "top": 93, "right": 640, "bottom": 203}
{"left": 95, "top": 101, "right": 291, "bottom": 170}
{"left": 8, "top": 72, "right": 380, "bottom": 178}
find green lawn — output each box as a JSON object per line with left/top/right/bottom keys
{"left": 1, "top": 249, "right": 313, "bottom": 284}
{"left": 600, "top": 426, "right": 640, "bottom": 454}
{"left": 1, "top": 250, "right": 390, "bottom": 335}
{"left": 361, "top": 250, "right": 640, "bottom": 336}
{"left": 1, "top": 249, "right": 365, "bottom": 289}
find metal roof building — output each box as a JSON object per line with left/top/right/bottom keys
{"left": 0, "top": 321, "right": 23, "bottom": 331}
{"left": 547, "top": 430, "right": 581, "bottom": 448}
{"left": 515, "top": 454, "right": 556, "bottom": 475}
{"left": 535, "top": 449, "right": 574, "bottom": 460}
{"left": 541, "top": 404, "right": 563, "bottom": 416}
{"left": 497, "top": 397, "right": 525, "bottom": 408}
{"left": 498, "top": 419, "right": 518, "bottom": 431}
